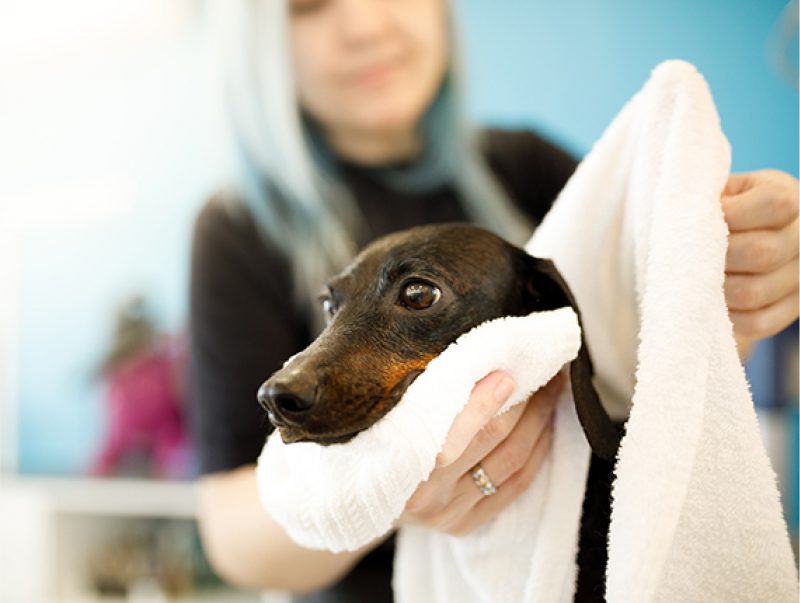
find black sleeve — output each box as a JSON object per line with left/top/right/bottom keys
{"left": 481, "top": 128, "right": 579, "bottom": 225}
{"left": 188, "top": 196, "right": 311, "bottom": 475}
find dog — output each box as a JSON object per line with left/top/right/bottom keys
{"left": 257, "top": 222, "right": 621, "bottom": 601}
{"left": 258, "top": 222, "right": 618, "bottom": 458}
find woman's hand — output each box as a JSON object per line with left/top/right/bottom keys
{"left": 398, "top": 370, "right": 565, "bottom": 537}
{"left": 721, "top": 169, "right": 799, "bottom": 358}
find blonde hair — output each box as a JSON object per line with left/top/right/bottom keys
{"left": 214, "top": 0, "right": 531, "bottom": 316}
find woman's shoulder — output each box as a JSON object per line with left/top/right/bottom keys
{"left": 478, "top": 127, "right": 580, "bottom": 223}
{"left": 193, "top": 187, "right": 282, "bottom": 260}
{"left": 191, "top": 188, "right": 290, "bottom": 287}
{"left": 194, "top": 188, "right": 254, "bottom": 245}
{"left": 479, "top": 127, "right": 578, "bottom": 174}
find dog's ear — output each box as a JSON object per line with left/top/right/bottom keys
{"left": 517, "top": 252, "right": 621, "bottom": 462}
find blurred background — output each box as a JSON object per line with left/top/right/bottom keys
{"left": 0, "top": 0, "right": 797, "bottom": 601}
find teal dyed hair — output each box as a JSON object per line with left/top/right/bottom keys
{"left": 215, "top": 0, "right": 531, "bottom": 316}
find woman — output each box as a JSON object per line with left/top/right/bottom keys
{"left": 190, "top": 1, "right": 799, "bottom": 600}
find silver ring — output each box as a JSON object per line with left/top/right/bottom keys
{"left": 470, "top": 464, "right": 497, "bottom": 496}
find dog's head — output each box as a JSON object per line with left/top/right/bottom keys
{"left": 258, "top": 223, "right": 619, "bottom": 459}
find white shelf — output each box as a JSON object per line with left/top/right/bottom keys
{"left": 0, "top": 474, "right": 273, "bottom": 602}
{"left": 0, "top": 474, "right": 197, "bottom": 518}
{"left": 36, "top": 592, "right": 265, "bottom": 603}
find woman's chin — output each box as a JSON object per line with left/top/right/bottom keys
{"left": 354, "top": 109, "right": 423, "bottom": 138}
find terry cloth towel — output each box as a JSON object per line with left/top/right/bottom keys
{"left": 526, "top": 59, "right": 797, "bottom": 601}
{"left": 257, "top": 307, "right": 586, "bottom": 556}
{"left": 257, "top": 59, "right": 798, "bottom": 602}
{"left": 258, "top": 307, "right": 591, "bottom": 601}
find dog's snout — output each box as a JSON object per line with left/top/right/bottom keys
{"left": 258, "top": 380, "right": 316, "bottom": 424}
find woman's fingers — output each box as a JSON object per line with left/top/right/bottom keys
{"left": 722, "top": 171, "right": 798, "bottom": 232}
{"left": 430, "top": 387, "right": 559, "bottom": 529}
{"left": 403, "top": 371, "right": 518, "bottom": 518}
{"left": 430, "top": 400, "right": 527, "bottom": 486}
{"left": 725, "top": 257, "right": 799, "bottom": 311}
{"left": 446, "top": 372, "right": 563, "bottom": 485}
{"left": 725, "top": 220, "right": 799, "bottom": 274}
{"left": 722, "top": 170, "right": 799, "bottom": 356}
{"left": 405, "top": 401, "right": 527, "bottom": 516}
{"left": 435, "top": 371, "right": 516, "bottom": 468}
{"left": 401, "top": 371, "right": 566, "bottom": 532}
{"left": 729, "top": 292, "right": 800, "bottom": 341}
{"left": 442, "top": 420, "right": 555, "bottom": 537}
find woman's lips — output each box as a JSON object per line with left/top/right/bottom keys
{"left": 348, "top": 58, "right": 402, "bottom": 88}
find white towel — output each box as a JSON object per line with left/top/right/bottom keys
{"left": 257, "top": 307, "right": 583, "bottom": 555}
{"left": 527, "top": 59, "right": 797, "bottom": 601}
{"left": 257, "top": 60, "right": 798, "bottom": 601}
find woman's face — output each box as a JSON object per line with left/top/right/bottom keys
{"left": 289, "top": 0, "right": 448, "bottom": 154}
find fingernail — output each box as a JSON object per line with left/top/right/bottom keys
{"left": 493, "top": 376, "right": 515, "bottom": 403}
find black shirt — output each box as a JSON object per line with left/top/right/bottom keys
{"left": 188, "top": 128, "right": 578, "bottom": 600}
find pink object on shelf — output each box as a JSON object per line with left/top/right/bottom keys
{"left": 90, "top": 338, "right": 191, "bottom": 479}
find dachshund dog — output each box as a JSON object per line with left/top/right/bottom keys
{"left": 258, "top": 222, "right": 618, "bottom": 459}
{"left": 258, "top": 223, "right": 620, "bottom": 601}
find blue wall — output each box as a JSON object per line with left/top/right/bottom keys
{"left": 457, "top": 0, "right": 798, "bottom": 175}
{"left": 12, "top": 21, "right": 230, "bottom": 474}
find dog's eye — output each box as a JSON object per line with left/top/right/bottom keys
{"left": 322, "top": 297, "right": 337, "bottom": 321}
{"left": 400, "top": 281, "right": 441, "bottom": 310}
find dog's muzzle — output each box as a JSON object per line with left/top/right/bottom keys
{"left": 257, "top": 380, "right": 316, "bottom": 427}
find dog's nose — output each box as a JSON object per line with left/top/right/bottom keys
{"left": 257, "top": 380, "right": 316, "bottom": 424}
